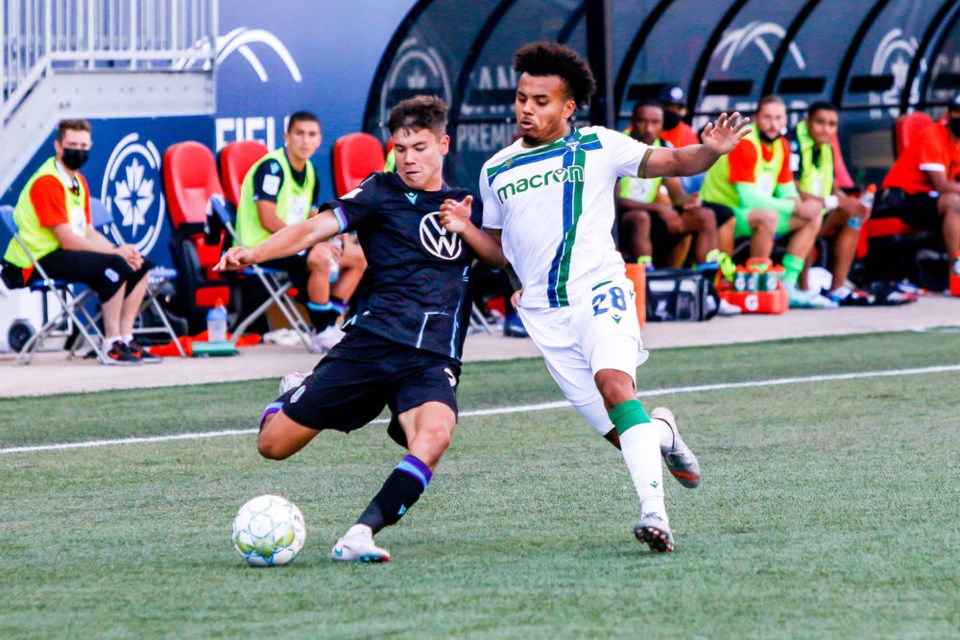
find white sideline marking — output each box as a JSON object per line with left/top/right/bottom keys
{"left": 2, "top": 363, "right": 958, "bottom": 456}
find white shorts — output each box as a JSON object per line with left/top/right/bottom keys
{"left": 519, "top": 274, "right": 648, "bottom": 417}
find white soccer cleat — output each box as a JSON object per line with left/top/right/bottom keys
{"left": 651, "top": 407, "right": 701, "bottom": 489}
{"left": 278, "top": 371, "right": 310, "bottom": 395}
{"left": 313, "top": 324, "right": 345, "bottom": 353}
{"left": 331, "top": 525, "right": 391, "bottom": 563}
{"left": 635, "top": 512, "right": 675, "bottom": 553}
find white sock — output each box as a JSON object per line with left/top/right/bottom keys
{"left": 123, "top": 334, "right": 134, "bottom": 344}
{"left": 619, "top": 422, "right": 667, "bottom": 517}
{"left": 104, "top": 336, "right": 122, "bottom": 347}
{"left": 346, "top": 523, "right": 373, "bottom": 539}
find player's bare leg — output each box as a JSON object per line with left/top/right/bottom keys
{"left": 333, "top": 401, "right": 455, "bottom": 563}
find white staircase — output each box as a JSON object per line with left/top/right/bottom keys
{"left": 1, "top": 0, "right": 219, "bottom": 197}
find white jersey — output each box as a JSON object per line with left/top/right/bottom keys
{"left": 480, "top": 126, "right": 650, "bottom": 308}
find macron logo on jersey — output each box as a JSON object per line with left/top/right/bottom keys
{"left": 495, "top": 165, "right": 584, "bottom": 204}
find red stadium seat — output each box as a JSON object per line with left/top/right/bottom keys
{"left": 218, "top": 140, "right": 269, "bottom": 207}
{"left": 831, "top": 134, "right": 854, "bottom": 190}
{"left": 162, "top": 141, "right": 231, "bottom": 317}
{"left": 164, "top": 141, "right": 224, "bottom": 228}
{"left": 333, "top": 132, "right": 385, "bottom": 197}
{"left": 894, "top": 112, "right": 933, "bottom": 157}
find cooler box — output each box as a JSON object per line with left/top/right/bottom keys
{"left": 718, "top": 258, "right": 788, "bottom": 315}
{"left": 719, "top": 287, "right": 788, "bottom": 314}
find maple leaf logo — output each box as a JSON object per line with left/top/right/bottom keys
{"left": 114, "top": 158, "right": 154, "bottom": 236}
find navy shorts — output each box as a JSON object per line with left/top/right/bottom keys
{"left": 874, "top": 188, "right": 941, "bottom": 232}
{"left": 279, "top": 328, "right": 460, "bottom": 436}
{"left": 1, "top": 249, "right": 152, "bottom": 301}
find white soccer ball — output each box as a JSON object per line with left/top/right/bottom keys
{"left": 232, "top": 494, "right": 306, "bottom": 567}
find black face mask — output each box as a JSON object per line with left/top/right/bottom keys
{"left": 61, "top": 148, "right": 89, "bottom": 171}
{"left": 949, "top": 116, "right": 960, "bottom": 138}
{"left": 662, "top": 110, "right": 682, "bottom": 131}
{"left": 758, "top": 129, "right": 781, "bottom": 145}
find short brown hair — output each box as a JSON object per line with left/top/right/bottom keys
{"left": 57, "top": 119, "right": 91, "bottom": 142}
{"left": 387, "top": 95, "right": 448, "bottom": 137}
{"left": 757, "top": 95, "right": 785, "bottom": 113}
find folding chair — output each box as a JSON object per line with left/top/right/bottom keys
{"left": 0, "top": 205, "right": 108, "bottom": 365}
{"left": 469, "top": 304, "right": 494, "bottom": 334}
{"left": 207, "top": 195, "right": 316, "bottom": 351}
{"left": 66, "top": 198, "right": 187, "bottom": 358}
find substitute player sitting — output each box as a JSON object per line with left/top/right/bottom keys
{"left": 700, "top": 95, "right": 833, "bottom": 308}
{"left": 216, "top": 96, "right": 477, "bottom": 563}
{"left": 235, "top": 111, "right": 365, "bottom": 352}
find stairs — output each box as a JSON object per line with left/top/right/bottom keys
{"left": 0, "top": 0, "right": 219, "bottom": 198}
{"left": 0, "top": 69, "right": 214, "bottom": 197}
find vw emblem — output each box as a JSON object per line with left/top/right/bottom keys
{"left": 419, "top": 211, "right": 462, "bottom": 261}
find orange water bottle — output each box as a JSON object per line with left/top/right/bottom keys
{"left": 624, "top": 261, "right": 647, "bottom": 326}
{"left": 951, "top": 252, "right": 960, "bottom": 297}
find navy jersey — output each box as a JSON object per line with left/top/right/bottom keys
{"left": 250, "top": 159, "right": 320, "bottom": 207}
{"left": 324, "top": 172, "right": 480, "bottom": 362}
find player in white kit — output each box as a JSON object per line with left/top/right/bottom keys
{"left": 441, "top": 42, "right": 749, "bottom": 552}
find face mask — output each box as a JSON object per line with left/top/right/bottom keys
{"left": 949, "top": 116, "right": 960, "bottom": 138}
{"left": 758, "top": 129, "right": 781, "bottom": 145}
{"left": 61, "top": 148, "right": 89, "bottom": 171}
{"left": 662, "top": 110, "right": 682, "bottom": 131}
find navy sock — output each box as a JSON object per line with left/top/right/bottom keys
{"left": 307, "top": 298, "right": 346, "bottom": 331}
{"left": 356, "top": 456, "right": 432, "bottom": 534}
{"left": 259, "top": 401, "right": 284, "bottom": 434}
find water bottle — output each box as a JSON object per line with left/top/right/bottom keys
{"left": 329, "top": 236, "right": 343, "bottom": 283}
{"left": 206, "top": 298, "right": 228, "bottom": 343}
{"left": 848, "top": 184, "right": 875, "bottom": 230}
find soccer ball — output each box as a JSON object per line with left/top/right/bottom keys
{"left": 232, "top": 494, "right": 306, "bottom": 567}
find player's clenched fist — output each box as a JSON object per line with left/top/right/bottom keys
{"left": 438, "top": 195, "right": 473, "bottom": 234}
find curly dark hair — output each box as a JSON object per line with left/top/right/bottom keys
{"left": 513, "top": 41, "right": 596, "bottom": 108}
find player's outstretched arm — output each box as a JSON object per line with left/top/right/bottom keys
{"left": 439, "top": 195, "right": 507, "bottom": 267}
{"left": 644, "top": 112, "right": 751, "bottom": 178}
{"left": 214, "top": 209, "right": 341, "bottom": 272}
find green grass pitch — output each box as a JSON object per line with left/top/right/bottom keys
{"left": 1, "top": 331, "right": 959, "bottom": 638}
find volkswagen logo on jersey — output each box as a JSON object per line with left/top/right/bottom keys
{"left": 100, "top": 133, "right": 165, "bottom": 256}
{"left": 419, "top": 211, "right": 462, "bottom": 260}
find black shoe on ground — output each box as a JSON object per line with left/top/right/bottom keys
{"left": 104, "top": 341, "right": 141, "bottom": 365}
{"left": 128, "top": 339, "right": 162, "bottom": 364}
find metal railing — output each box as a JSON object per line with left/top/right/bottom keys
{"left": 1, "top": 0, "right": 218, "bottom": 125}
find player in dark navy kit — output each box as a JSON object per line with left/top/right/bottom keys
{"left": 215, "top": 95, "right": 478, "bottom": 563}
